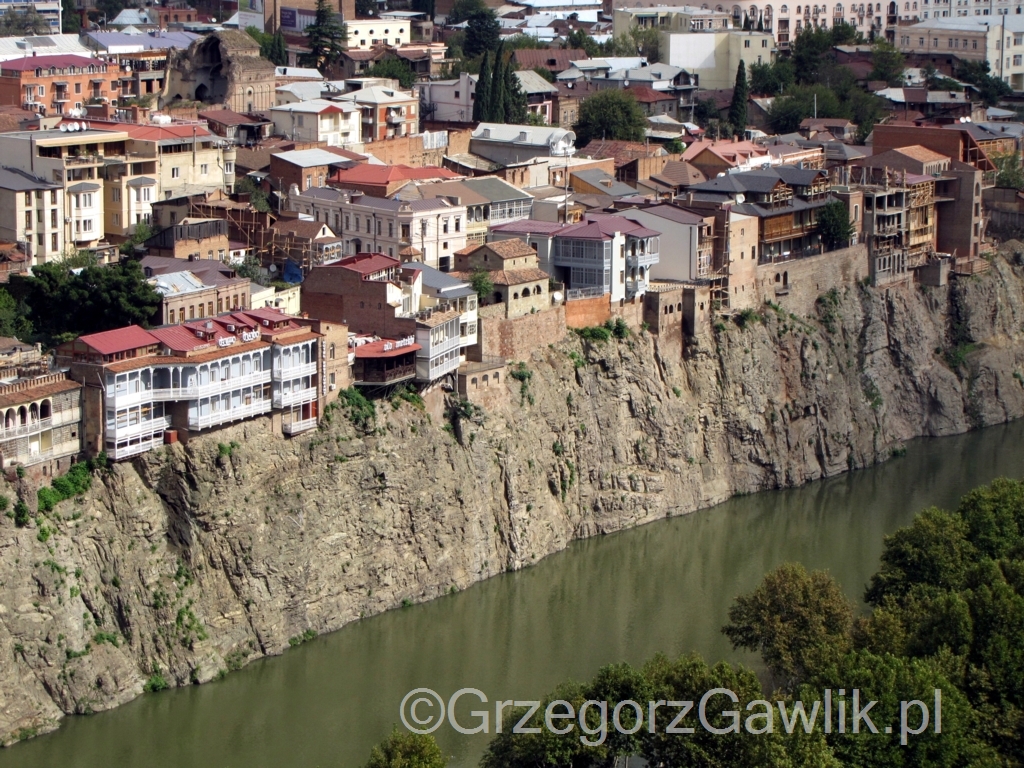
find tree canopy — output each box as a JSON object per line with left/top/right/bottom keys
{"left": 816, "top": 200, "right": 856, "bottom": 249}
{"left": 868, "top": 40, "right": 906, "bottom": 86}
{"left": 299, "top": 0, "right": 347, "bottom": 73}
{"left": 463, "top": 8, "right": 500, "bottom": 59}
{"left": 363, "top": 57, "right": 415, "bottom": 89}
{"left": 364, "top": 727, "right": 447, "bottom": 768}
{"left": 956, "top": 60, "right": 1012, "bottom": 106}
{"left": 573, "top": 89, "right": 647, "bottom": 146}
{"left": 728, "top": 61, "right": 749, "bottom": 134}
{"left": 462, "top": 475, "right": 1024, "bottom": 766}
{"left": 61, "top": 0, "right": 79, "bottom": 33}
{"left": 446, "top": 0, "right": 487, "bottom": 24}
{"left": 0, "top": 6, "right": 52, "bottom": 35}
{"left": 11, "top": 260, "right": 162, "bottom": 346}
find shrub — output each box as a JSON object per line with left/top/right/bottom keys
{"left": 13, "top": 500, "right": 29, "bottom": 527}
{"left": 734, "top": 308, "right": 763, "bottom": 329}
{"left": 574, "top": 325, "right": 612, "bottom": 342}
{"left": 37, "top": 462, "right": 92, "bottom": 512}
{"left": 144, "top": 674, "right": 169, "bottom": 693}
{"left": 338, "top": 387, "right": 376, "bottom": 430}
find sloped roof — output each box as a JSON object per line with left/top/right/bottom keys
{"left": 580, "top": 139, "right": 665, "bottom": 166}
{"left": 555, "top": 214, "right": 660, "bottom": 240}
{"left": 511, "top": 48, "right": 590, "bottom": 73}
{"left": 332, "top": 164, "right": 459, "bottom": 185}
{"left": 0, "top": 54, "right": 100, "bottom": 72}
{"left": 571, "top": 169, "right": 636, "bottom": 197}
{"left": 515, "top": 69, "right": 559, "bottom": 95}
{"left": 627, "top": 85, "right": 676, "bottom": 103}
{"left": 650, "top": 160, "right": 706, "bottom": 187}
{"left": 78, "top": 325, "right": 159, "bottom": 355}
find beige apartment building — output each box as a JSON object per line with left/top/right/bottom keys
{"left": 0, "top": 167, "right": 66, "bottom": 266}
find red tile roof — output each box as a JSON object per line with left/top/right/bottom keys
{"left": 331, "top": 164, "right": 460, "bottom": 185}
{"left": 333, "top": 252, "right": 400, "bottom": 275}
{"left": 627, "top": 85, "right": 675, "bottom": 103}
{"left": 199, "top": 109, "right": 265, "bottom": 126}
{"left": 67, "top": 119, "right": 213, "bottom": 140}
{"left": 354, "top": 338, "right": 421, "bottom": 358}
{"left": 78, "top": 325, "right": 159, "bottom": 355}
{"left": 555, "top": 214, "right": 661, "bottom": 241}
{"left": 511, "top": 48, "right": 590, "bottom": 73}
{"left": 1, "top": 54, "right": 102, "bottom": 72}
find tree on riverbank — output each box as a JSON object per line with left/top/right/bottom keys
{"left": 364, "top": 727, "right": 447, "bottom": 767}
{"left": 479, "top": 477, "right": 1024, "bottom": 766}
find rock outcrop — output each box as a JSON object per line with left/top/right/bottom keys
{"left": 3, "top": 255, "right": 1024, "bottom": 744}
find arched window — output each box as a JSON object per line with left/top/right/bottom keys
{"left": 329, "top": 343, "right": 336, "bottom": 359}
{"left": 40, "top": 400, "right": 51, "bottom": 419}
{"left": 781, "top": 3, "right": 788, "bottom": 10}
{"left": 482, "top": 374, "right": 489, "bottom": 385}
{"left": 513, "top": 292, "right": 520, "bottom": 300}
{"left": 471, "top": 377, "right": 478, "bottom": 387}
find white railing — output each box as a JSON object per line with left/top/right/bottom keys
{"left": 273, "top": 388, "right": 317, "bottom": 408}
{"left": 272, "top": 362, "right": 316, "bottom": 381}
{"left": 283, "top": 417, "right": 318, "bottom": 435}
{"left": 0, "top": 409, "right": 80, "bottom": 438}
{"left": 149, "top": 371, "right": 271, "bottom": 401}
{"left": 109, "top": 435, "right": 165, "bottom": 461}
{"left": 188, "top": 400, "right": 271, "bottom": 430}
{"left": 106, "top": 416, "right": 172, "bottom": 441}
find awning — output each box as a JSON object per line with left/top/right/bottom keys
{"left": 90, "top": 78, "right": 106, "bottom": 83}
{"left": 126, "top": 176, "right": 156, "bottom": 188}
{"left": 53, "top": 81, "right": 69, "bottom": 86}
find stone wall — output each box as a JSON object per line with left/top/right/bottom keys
{"left": 756, "top": 244, "right": 870, "bottom": 316}
{"left": 565, "top": 295, "right": 610, "bottom": 328}
{"left": 353, "top": 129, "right": 472, "bottom": 168}
{"left": 476, "top": 304, "right": 566, "bottom": 360}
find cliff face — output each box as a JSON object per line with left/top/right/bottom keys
{"left": 3, "top": 255, "right": 1024, "bottom": 744}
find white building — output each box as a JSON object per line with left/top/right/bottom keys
{"left": 269, "top": 99, "right": 361, "bottom": 145}
{"left": 0, "top": 166, "right": 65, "bottom": 266}
{"left": 290, "top": 187, "right": 469, "bottom": 270}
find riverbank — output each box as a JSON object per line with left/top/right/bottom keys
{"left": 3, "top": 251, "right": 1024, "bottom": 747}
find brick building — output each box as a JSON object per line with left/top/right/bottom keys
{"left": 0, "top": 54, "right": 125, "bottom": 117}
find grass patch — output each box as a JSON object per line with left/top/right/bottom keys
{"left": 144, "top": 674, "right": 169, "bottom": 693}
{"left": 337, "top": 387, "right": 376, "bottom": 430}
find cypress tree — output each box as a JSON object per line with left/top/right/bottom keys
{"left": 757, "top": 15, "right": 764, "bottom": 31}
{"left": 490, "top": 43, "right": 506, "bottom": 124}
{"left": 729, "top": 61, "right": 748, "bottom": 135}
{"left": 474, "top": 52, "right": 491, "bottom": 122}
{"left": 271, "top": 30, "right": 288, "bottom": 66}
{"left": 505, "top": 59, "right": 528, "bottom": 123}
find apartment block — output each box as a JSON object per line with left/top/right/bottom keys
{"left": 0, "top": 54, "right": 125, "bottom": 117}
{"left": 57, "top": 309, "right": 326, "bottom": 459}
{"left": 550, "top": 215, "right": 661, "bottom": 302}
{"left": 0, "top": 167, "right": 65, "bottom": 266}
{"left": 290, "top": 187, "right": 468, "bottom": 269}
{"left": 269, "top": 100, "right": 360, "bottom": 146}
{"left": 302, "top": 253, "right": 471, "bottom": 384}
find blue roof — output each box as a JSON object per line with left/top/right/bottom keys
{"left": 84, "top": 30, "right": 200, "bottom": 50}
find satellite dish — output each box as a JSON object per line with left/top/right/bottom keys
{"left": 268, "top": 264, "right": 278, "bottom": 273}
{"left": 74, "top": 122, "right": 82, "bottom": 131}
{"left": 82, "top": 121, "right": 89, "bottom": 130}
{"left": 59, "top": 123, "right": 68, "bottom": 132}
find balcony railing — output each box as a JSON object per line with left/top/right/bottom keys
{"left": 273, "top": 387, "right": 317, "bottom": 408}
{"left": 272, "top": 362, "right": 316, "bottom": 381}
{"left": 283, "top": 417, "right": 318, "bottom": 435}
{"left": 149, "top": 371, "right": 271, "bottom": 401}
{"left": 109, "top": 434, "right": 165, "bottom": 460}
{"left": 626, "top": 251, "right": 659, "bottom": 268}
{"left": 0, "top": 410, "right": 80, "bottom": 438}
{"left": 106, "top": 415, "right": 172, "bottom": 440}
{"left": 188, "top": 400, "right": 271, "bottom": 430}
{"left": 355, "top": 363, "right": 416, "bottom": 385}
{"left": 565, "top": 286, "right": 606, "bottom": 301}
{"left": 626, "top": 278, "right": 647, "bottom": 296}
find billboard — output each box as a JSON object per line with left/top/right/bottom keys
{"left": 238, "top": 0, "right": 264, "bottom": 31}
{"left": 280, "top": 7, "right": 297, "bottom": 29}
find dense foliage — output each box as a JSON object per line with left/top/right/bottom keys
{"left": 573, "top": 89, "right": 647, "bottom": 147}
{"left": 816, "top": 200, "right": 856, "bottom": 249}
{"left": 299, "top": 0, "right": 348, "bottom": 73}
{"left": 11, "top": 260, "right": 161, "bottom": 346}
{"left": 469, "top": 477, "right": 1024, "bottom": 766}
{"left": 0, "top": 6, "right": 51, "bottom": 34}
{"left": 728, "top": 61, "right": 749, "bottom": 133}
{"left": 364, "top": 727, "right": 447, "bottom": 768}
{"left": 473, "top": 43, "right": 527, "bottom": 124}
{"left": 363, "top": 57, "right": 416, "bottom": 89}
{"left": 463, "top": 8, "right": 499, "bottom": 60}
{"left": 247, "top": 26, "right": 288, "bottom": 66}
{"left": 956, "top": 60, "right": 1012, "bottom": 107}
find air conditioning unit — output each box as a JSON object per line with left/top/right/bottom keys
{"left": 329, "top": 383, "right": 336, "bottom": 390}
{"left": 263, "top": 319, "right": 270, "bottom": 326}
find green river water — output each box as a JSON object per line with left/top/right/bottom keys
{"left": 4, "top": 420, "right": 1024, "bottom": 768}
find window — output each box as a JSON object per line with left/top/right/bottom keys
{"left": 443, "top": 218, "right": 449, "bottom": 233}
{"left": 50, "top": 190, "right": 56, "bottom": 204}
{"left": 83, "top": 220, "right": 92, "bottom": 232}
{"left": 112, "top": 187, "right": 121, "bottom": 202}
{"left": 306, "top": 174, "right": 312, "bottom": 189}
{"left": 51, "top": 233, "right": 57, "bottom": 251}
{"left": 454, "top": 90, "right": 460, "bottom": 98}
{"left": 1014, "top": 54, "right": 1021, "bottom": 64}
{"left": 200, "top": 163, "right": 208, "bottom": 175}
{"left": 171, "top": 167, "right": 180, "bottom": 178}
{"left": 762, "top": 38, "right": 768, "bottom": 46}
{"left": 744, "top": 38, "right": 751, "bottom": 46}
{"left": 455, "top": 217, "right": 461, "bottom": 232}
{"left": 225, "top": 161, "right": 234, "bottom": 174}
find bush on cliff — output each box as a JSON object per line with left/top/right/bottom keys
{"left": 37, "top": 462, "right": 92, "bottom": 513}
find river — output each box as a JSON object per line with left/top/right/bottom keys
{"left": 4, "top": 420, "right": 1024, "bottom": 768}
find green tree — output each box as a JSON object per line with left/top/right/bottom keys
{"left": 693, "top": 96, "right": 722, "bottom": 128}
{"left": 573, "top": 89, "right": 647, "bottom": 146}
{"left": 14, "top": 260, "right": 162, "bottom": 345}
{"left": 729, "top": 61, "right": 748, "bottom": 133}
{"left": 531, "top": 65, "right": 555, "bottom": 83}
{"left": 956, "top": 60, "right": 1012, "bottom": 106}
{"left": 446, "top": 0, "right": 486, "bottom": 24}
{"left": 469, "top": 268, "right": 494, "bottom": 302}
{"left": 363, "top": 58, "right": 415, "bottom": 89}
{"left": 61, "top": 0, "right": 79, "bottom": 33}
{"left": 665, "top": 138, "right": 684, "bottom": 153}
{"left": 364, "top": 727, "right": 447, "bottom": 768}
{"left": 830, "top": 20, "right": 862, "bottom": 44}
{"left": 489, "top": 42, "right": 507, "bottom": 124}
{"left": 300, "top": 0, "right": 348, "bottom": 73}
{"left": 563, "top": 29, "right": 601, "bottom": 57}
{"left": 767, "top": 84, "right": 843, "bottom": 133}
{"left": 791, "top": 26, "right": 834, "bottom": 85}
{"left": 869, "top": 40, "right": 906, "bottom": 86}
{"left": 0, "top": 6, "right": 52, "bottom": 34}
{"left": 0, "top": 289, "right": 32, "bottom": 340}
{"left": 235, "top": 255, "right": 269, "bottom": 286}
{"left": 750, "top": 59, "right": 795, "bottom": 95}
{"left": 235, "top": 176, "right": 272, "bottom": 213}
{"left": 503, "top": 34, "right": 548, "bottom": 50}
{"left": 94, "top": 0, "right": 124, "bottom": 22}
{"left": 629, "top": 25, "right": 661, "bottom": 63}
{"left": 992, "top": 150, "right": 1024, "bottom": 189}
{"left": 412, "top": 0, "right": 435, "bottom": 20}
{"left": 504, "top": 60, "right": 528, "bottom": 123}
{"left": 463, "top": 8, "right": 499, "bottom": 59}
{"left": 723, "top": 562, "right": 853, "bottom": 690}
{"left": 816, "top": 200, "right": 855, "bottom": 250}
{"left": 120, "top": 221, "right": 155, "bottom": 256}
{"left": 269, "top": 30, "right": 288, "bottom": 66}
{"left": 473, "top": 51, "right": 491, "bottom": 121}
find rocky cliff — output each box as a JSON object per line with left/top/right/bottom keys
{"left": 4, "top": 253, "right": 1024, "bottom": 745}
